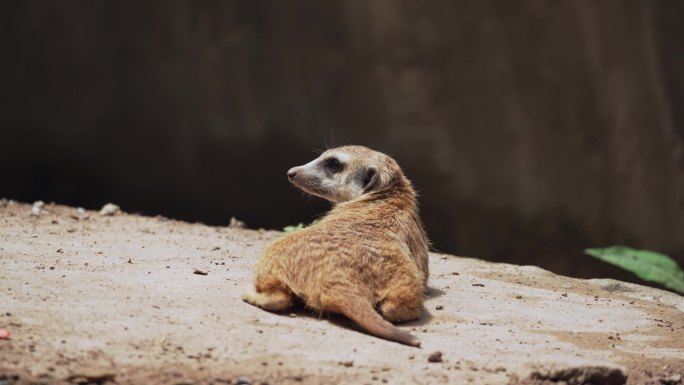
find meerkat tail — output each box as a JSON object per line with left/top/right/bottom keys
{"left": 338, "top": 297, "right": 421, "bottom": 347}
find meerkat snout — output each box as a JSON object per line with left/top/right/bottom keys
{"left": 286, "top": 169, "right": 297, "bottom": 181}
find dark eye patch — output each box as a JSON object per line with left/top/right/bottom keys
{"left": 324, "top": 157, "right": 343, "bottom": 173}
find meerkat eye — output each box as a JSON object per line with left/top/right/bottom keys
{"left": 324, "top": 157, "right": 343, "bottom": 173}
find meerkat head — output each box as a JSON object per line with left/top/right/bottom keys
{"left": 286, "top": 145, "right": 403, "bottom": 203}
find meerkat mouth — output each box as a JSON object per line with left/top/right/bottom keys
{"left": 289, "top": 176, "right": 333, "bottom": 202}
{"left": 292, "top": 178, "right": 327, "bottom": 199}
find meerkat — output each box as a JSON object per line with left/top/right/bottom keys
{"left": 242, "top": 145, "right": 429, "bottom": 347}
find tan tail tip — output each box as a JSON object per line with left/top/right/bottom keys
{"left": 391, "top": 328, "right": 421, "bottom": 347}
{"left": 409, "top": 337, "right": 421, "bottom": 348}
{"left": 401, "top": 335, "right": 421, "bottom": 348}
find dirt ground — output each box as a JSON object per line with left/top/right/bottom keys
{"left": 1, "top": 200, "right": 683, "bottom": 385}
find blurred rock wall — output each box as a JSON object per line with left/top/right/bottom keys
{"left": 1, "top": 1, "right": 683, "bottom": 282}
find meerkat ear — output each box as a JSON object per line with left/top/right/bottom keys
{"left": 362, "top": 166, "right": 378, "bottom": 192}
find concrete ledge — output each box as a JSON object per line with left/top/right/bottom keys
{"left": 1, "top": 201, "right": 682, "bottom": 384}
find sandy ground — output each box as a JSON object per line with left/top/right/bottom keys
{"left": 0, "top": 200, "right": 683, "bottom": 385}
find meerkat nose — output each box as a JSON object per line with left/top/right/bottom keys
{"left": 287, "top": 169, "right": 298, "bottom": 180}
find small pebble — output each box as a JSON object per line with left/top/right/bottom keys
{"left": 427, "top": 351, "right": 443, "bottom": 363}
{"left": 99, "top": 203, "right": 121, "bottom": 216}
{"left": 30, "top": 201, "right": 45, "bottom": 216}
{"left": 235, "top": 376, "right": 252, "bottom": 385}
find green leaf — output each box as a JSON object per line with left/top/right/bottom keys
{"left": 283, "top": 223, "right": 305, "bottom": 233}
{"left": 283, "top": 219, "right": 320, "bottom": 233}
{"left": 584, "top": 246, "right": 684, "bottom": 295}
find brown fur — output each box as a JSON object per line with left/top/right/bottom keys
{"left": 242, "top": 146, "right": 429, "bottom": 347}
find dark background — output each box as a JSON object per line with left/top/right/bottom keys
{"left": 2, "top": 2, "right": 683, "bottom": 287}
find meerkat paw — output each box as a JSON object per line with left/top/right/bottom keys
{"left": 242, "top": 289, "right": 293, "bottom": 312}
{"left": 241, "top": 290, "right": 259, "bottom": 304}
{"left": 378, "top": 300, "right": 422, "bottom": 323}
